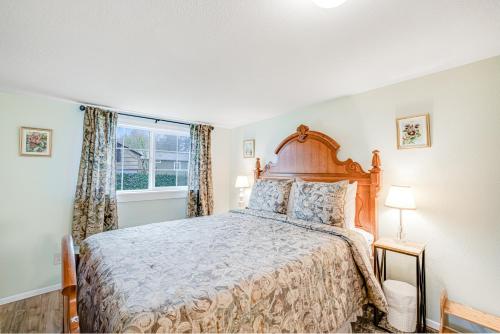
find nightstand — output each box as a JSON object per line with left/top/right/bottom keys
{"left": 374, "top": 238, "right": 427, "bottom": 332}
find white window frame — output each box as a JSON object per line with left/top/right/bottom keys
{"left": 116, "top": 120, "right": 190, "bottom": 203}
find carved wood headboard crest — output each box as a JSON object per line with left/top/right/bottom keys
{"left": 254, "top": 124, "right": 382, "bottom": 237}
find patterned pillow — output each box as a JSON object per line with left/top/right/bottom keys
{"left": 248, "top": 179, "right": 293, "bottom": 214}
{"left": 291, "top": 180, "right": 348, "bottom": 226}
{"left": 286, "top": 177, "right": 304, "bottom": 216}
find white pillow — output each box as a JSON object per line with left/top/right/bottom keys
{"left": 352, "top": 227, "right": 374, "bottom": 250}
{"left": 344, "top": 181, "right": 357, "bottom": 229}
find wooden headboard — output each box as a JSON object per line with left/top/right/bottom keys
{"left": 255, "top": 124, "right": 382, "bottom": 238}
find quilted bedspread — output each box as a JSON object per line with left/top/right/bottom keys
{"left": 78, "top": 209, "right": 387, "bottom": 333}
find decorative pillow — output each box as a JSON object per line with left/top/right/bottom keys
{"left": 286, "top": 177, "right": 304, "bottom": 216}
{"left": 248, "top": 179, "right": 293, "bottom": 214}
{"left": 291, "top": 180, "right": 348, "bottom": 226}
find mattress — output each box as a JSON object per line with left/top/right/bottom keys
{"left": 77, "top": 209, "right": 387, "bottom": 333}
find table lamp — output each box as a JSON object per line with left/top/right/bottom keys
{"left": 385, "top": 185, "right": 416, "bottom": 242}
{"left": 234, "top": 176, "right": 250, "bottom": 208}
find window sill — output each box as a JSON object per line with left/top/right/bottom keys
{"left": 117, "top": 187, "right": 188, "bottom": 203}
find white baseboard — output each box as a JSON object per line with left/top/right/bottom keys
{"left": 426, "top": 318, "right": 440, "bottom": 330}
{"left": 0, "top": 284, "right": 61, "bottom": 305}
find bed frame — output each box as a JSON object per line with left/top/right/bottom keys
{"left": 255, "top": 124, "right": 382, "bottom": 237}
{"left": 61, "top": 235, "right": 79, "bottom": 333}
{"left": 61, "top": 124, "right": 381, "bottom": 333}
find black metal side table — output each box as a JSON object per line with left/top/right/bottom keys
{"left": 374, "top": 238, "right": 427, "bottom": 332}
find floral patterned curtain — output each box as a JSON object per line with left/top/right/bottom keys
{"left": 72, "top": 106, "right": 118, "bottom": 245}
{"left": 187, "top": 124, "right": 214, "bottom": 217}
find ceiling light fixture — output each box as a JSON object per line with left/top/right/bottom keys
{"left": 312, "top": 0, "right": 347, "bottom": 9}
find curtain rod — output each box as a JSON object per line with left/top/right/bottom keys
{"left": 79, "top": 105, "right": 192, "bottom": 126}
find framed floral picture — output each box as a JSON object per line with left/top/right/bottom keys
{"left": 19, "top": 127, "right": 52, "bottom": 156}
{"left": 396, "top": 114, "right": 431, "bottom": 149}
{"left": 243, "top": 139, "right": 255, "bottom": 158}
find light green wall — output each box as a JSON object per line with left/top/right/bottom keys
{"left": 0, "top": 93, "right": 83, "bottom": 298}
{"left": 230, "top": 56, "right": 500, "bottom": 328}
{"left": 0, "top": 92, "right": 231, "bottom": 299}
{"left": 118, "top": 198, "right": 187, "bottom": 228}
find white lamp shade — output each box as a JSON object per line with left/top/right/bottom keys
{"left": 312, "top": 0, "right": 347, "bottom": 9}
{"left": 234, "top": 176, "right": 250, "bottom": 188}
{"left": 385, "top": 185, "right": 416, "bottom": 210}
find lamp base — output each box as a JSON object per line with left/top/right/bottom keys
{"left": 394, "top": 235, "right": 407, "bottom": 244}
{"left": 238, "top": 188, "right": 245, "bottom": 209}
{"left": 396, "top": 209, "right": 406, "bottom": 243}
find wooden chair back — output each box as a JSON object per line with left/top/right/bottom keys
{"left": 440, "top": 289, "right": 500, "bottom": 333}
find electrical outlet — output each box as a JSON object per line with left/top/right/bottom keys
{"left": 53, "top": 253, "right": 61, "bottom": 265}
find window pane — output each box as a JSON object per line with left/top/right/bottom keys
{"left": 123, "top": 128, "right": 149, "bottom": 150}
{"left": 116, "top": 147, "right": 123, "bottom": 163}
{"left": 155, "top": 133, "right": 177, "bottom": 151}
{"left": 177, "top": 153, "right": 189, "bottom": 165}
{"left": 156, "top": 160, "right": 175, "bottom": 169}
{"left": 121, "top": 171, "right": 149, "bottom": 190}
{"left": 116, "top": 125, "right": 150, "bottom": 192}
{"left": 177, "top": 170, "right": 188, "bottom": 186}
{"left": 121, "top": 149, "right": 149, "bottom": 172}
{"left": 151, "top": 130, "right": 191, "bottom": 189}
{"left": 178, "top": 136, "right": 190, "bottom": 152}
{"left": 155, "top": 170, "right": 176, "bottom": 187}
{"left": 120, "top": 148, "right": 149, "bottom": 190}
{"left": 116, "top": 126, "right": 126, "bottom": 146}
{"left": 115, "top": 148, "right": 124, "bottom": 191}
{"left": 155, "top": 151, "right": 176, "bottom": 163}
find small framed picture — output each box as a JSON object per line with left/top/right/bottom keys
{"left": 396, "top": 114, "right": 431, "bottom": 149}
{"left": 19, "top": 127, "right": 53, "bottom": 156}
{"left": 243, "top": 139, "right": 255, "bottom": 158}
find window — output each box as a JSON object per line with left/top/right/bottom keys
{"left": 154, "top": 133, "right": 190, "bottom": 187}
{"left": 115, "top": 123, "right": 190, "bottom": 192}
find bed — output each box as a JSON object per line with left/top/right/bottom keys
{"left": 62, "top": 124, "right": 387, "bottom": 333}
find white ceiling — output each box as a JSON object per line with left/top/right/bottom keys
{"left": 1, "top": 0, "right": 499, "bottom": 128}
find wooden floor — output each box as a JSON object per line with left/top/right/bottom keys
{"left": 0, "top": 291, "right": 62, "bottom": 333}
{"left": 0, "top": 290, "right": 437, "bottom": 333}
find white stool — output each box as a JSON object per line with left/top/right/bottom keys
{"left": 383, "top": 280, "right": 417, "bottom": 332}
